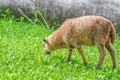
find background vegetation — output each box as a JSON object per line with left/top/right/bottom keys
{"left": 0, "top": 10, "right": 120, "bottom": 79}
{"left": 1, "top": 0, "right": 120, "bottom": 33}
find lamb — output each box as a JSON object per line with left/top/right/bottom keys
{"left": 43, "top": 16, "right": 116, "bottom": 69}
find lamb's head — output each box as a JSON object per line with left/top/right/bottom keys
{"left": 43, "top": 38, "right": 51, "bottom": 55}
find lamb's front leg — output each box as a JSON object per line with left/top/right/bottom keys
{"left": 78, "top": 48, "right": 87, "bottom": 65}
{"left": 67, "top": 49, "right": 73, "bottom": 61}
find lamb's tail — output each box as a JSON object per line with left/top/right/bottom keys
{"left": 110, "top": 24, "right": 116, "bottom": 44}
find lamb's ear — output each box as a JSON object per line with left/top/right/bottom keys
{"left": 43, "top": 39, "right": 48, "bottom": 43}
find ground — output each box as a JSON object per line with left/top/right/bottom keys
{"left": 0, "top": 19, "right": 120, "bottom": 80}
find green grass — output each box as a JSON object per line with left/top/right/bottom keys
{"left": 0, "top": 19, "right": 120, "bottom": 80}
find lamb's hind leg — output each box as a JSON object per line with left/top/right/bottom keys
{"left": 96, "top": 43, "right": 106, "bottom": 69}
{"left": 105, "top": 42, "right": 116, "bottom": 68}
{"left": 78, "top": 48, "right": 87, "bottom": 65}
{"left": 67, "top": 49, "right": 73, "bottom": 61}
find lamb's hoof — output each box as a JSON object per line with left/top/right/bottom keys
{"left": 66, "top": 59, "right": 70, "bottom": 62}
{"left": 84, "top": 62, "right": 88, "bottom": 66}
{"left": 112, "top": 65, "right": 117, "bottom": 69}
{"left": 96, "top": 65, "right": 101, "bottom": 69}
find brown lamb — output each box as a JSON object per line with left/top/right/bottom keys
{"left": 43, "top": 15, "right": 116, "bottom": 69}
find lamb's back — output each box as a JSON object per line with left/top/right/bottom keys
{"left": 61, "top": 16, "right": 112, "bottom": 46}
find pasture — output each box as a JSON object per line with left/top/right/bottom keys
{"left": 0, "top": 18, "right": 120, "bottom": 79}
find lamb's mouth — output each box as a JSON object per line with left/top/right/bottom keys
{"left": 44, "top": 51, "right": 50, "bottom": 55}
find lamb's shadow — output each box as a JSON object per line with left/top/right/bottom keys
{"left": 41, "top": 54, "right": 95, "bottom": 69}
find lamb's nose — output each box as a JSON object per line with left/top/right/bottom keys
{"left": 44, "top": 51, "right": 50, "bottom": 55}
